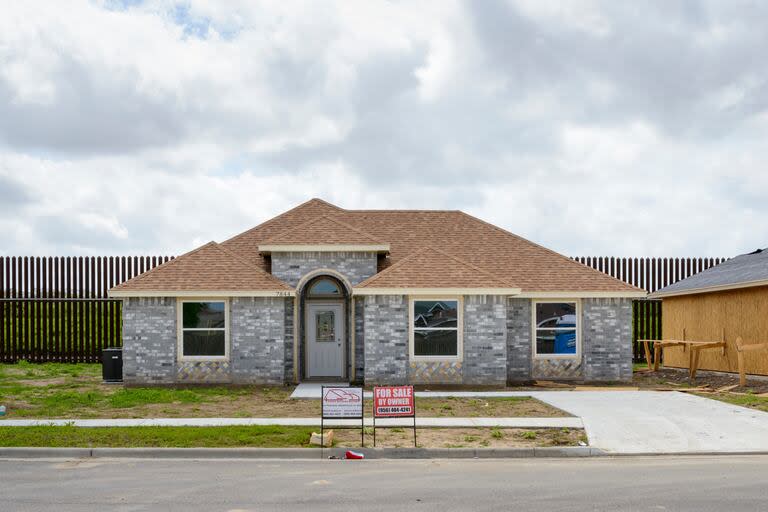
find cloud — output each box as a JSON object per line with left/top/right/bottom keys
{"left": 0, "top": 0, "right": 766, "bottom": 258}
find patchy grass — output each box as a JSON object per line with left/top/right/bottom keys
{"left": 0, "top": 363, "right": 569, "bottom": 419}
{"left": 0, "top": 425, "right": 315, "bottom": 448}
{"left": 697, "top": 392, "right": 768, "bottom": 413}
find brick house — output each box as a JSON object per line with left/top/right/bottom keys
{"left": 109, "top": 198, "right": 645, "bottom": 386}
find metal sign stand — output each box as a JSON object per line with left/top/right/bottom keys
{"left": 372, "top": 386, "right": 417, "bottom": 448}
{"left": 320, "top": 385, "right": 364, "bottom": 459}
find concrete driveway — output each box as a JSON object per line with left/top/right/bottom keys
{"left": 529, "top": 391, "right": 768, "bottom": 454}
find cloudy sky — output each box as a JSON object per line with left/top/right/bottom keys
{"left": 1, "top": 0, "right": 766, "bottom": 258}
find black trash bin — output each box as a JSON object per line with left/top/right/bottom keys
{"left": 102, "top": 348, "right": 123, "bottom": 383}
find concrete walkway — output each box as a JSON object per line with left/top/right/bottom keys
{"left": 290, "top": 382, "right": 534, "bottom": 399}
{"left": 0, "top": 417, "right": 582, "bottom": 428}
{"left": 525, "top": 391, "right": 768, "bottom": 454}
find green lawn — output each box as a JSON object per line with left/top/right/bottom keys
{"left": 0, "top": 425, "right": 316, "bottom": 448}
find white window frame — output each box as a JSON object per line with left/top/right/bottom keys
{"left": 409, "top": 296, "right": 463, "bottom": 362}
{"left": 177, "top": 298, "right": 230, "bottom": 361}
{"left": 531, "top": 299, "right": 580, "bottom": 359}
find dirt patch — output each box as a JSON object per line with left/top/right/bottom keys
{"left": 416, "top": 397, "right": 569, "bottom": 417}
{"left": 331, "top": 427, "right": 586, "bottom": 448}
{"left": 633, "top": 367, "right": 768, "bottom": 394}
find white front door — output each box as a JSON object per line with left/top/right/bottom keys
{"left": 307, "top": 303, "right": 344, "bottom": 378}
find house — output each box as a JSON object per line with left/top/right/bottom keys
{"left": 109, "top": 198, "right": 645, "bottom": 386}
{"left": 649, "top": 248, "right": 768, "bottom": 376}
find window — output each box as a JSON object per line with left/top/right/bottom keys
{"left": 307, "top": 278, "right": 341, "bottom": 297}
{"left": 315, "top": 310, "right": 336, "bottom": 342}
{"left": 179, "top": 300, "right": 228, "bottom": 359}
{"left": 411, "top": 299, "right": 461, "bottom": 358}
{"left": 534, "top": 301, "right": 578, "bottom": 356}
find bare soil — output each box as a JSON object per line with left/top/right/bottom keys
{"left": 632, "top": 366, "right": 768, "bottom": 394}
{"left": 331, "top": 427, "right": 586, "bottom": 448}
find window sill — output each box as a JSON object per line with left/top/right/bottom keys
{"left": 533, "top": 354, "right": 580, "bottom": 360}
{"left": 410, "top": 356, "right": 463, "bottom": 363}
{"left": 178, "top": 356, "right": 230, "bottom": 363}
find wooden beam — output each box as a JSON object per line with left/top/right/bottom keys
{"left": 643, "top": 340, "right": 654, "bottom": 371}
{"left": 736, "top": 337, "right": 746, "bottom": 387}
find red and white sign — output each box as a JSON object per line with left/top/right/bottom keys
{"left": 373, "top": 385, "right": 415, "bottom": 417}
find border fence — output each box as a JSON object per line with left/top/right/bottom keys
{"left": 0, "top": 256, "right": 172, "bottom": 363}
{"left": 1, "top": 255, "right": 726, "bottom": 363}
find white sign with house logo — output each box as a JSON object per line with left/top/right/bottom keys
{"left": 321, "top": 386, "right": 364, "bottom": 418}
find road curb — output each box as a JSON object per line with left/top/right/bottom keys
{"left": 0, "top": 446, "right": 606, "bottom": 459}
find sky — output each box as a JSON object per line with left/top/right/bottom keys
{"left": 1, "top": 0, "right": 766, "bottom": 258}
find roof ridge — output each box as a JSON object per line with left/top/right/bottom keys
{"left": 111, "top": 242, "right": 216, "bottom": 289}
{"left": 262, "top": 214, "right": 384, "bottom": 245}
{"left": 356, "top": 245, "right": 515, "bottom": 288}
{"left": 456, "top": 211, "right": 643, "bottom": 292}
{"left": 221, "top": 198, "right": 344, "bottom": 246}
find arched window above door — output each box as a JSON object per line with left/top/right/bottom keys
{"left": 307, "top": 278, "right": 342, "bottom": 297}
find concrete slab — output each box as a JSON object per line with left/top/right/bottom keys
{"left": 290, "top": 382, "right": 359, "bottom": 399}
{"left": 526, "top": 391, "right": 768, "bottom": 454}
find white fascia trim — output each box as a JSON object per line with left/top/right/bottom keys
{"left": 352, "top": 287, "right": 522, "bottom": 296}
{"left": 518, "top": 291, "right": 647, "bottom": 299}
{"left": 109, "top": 290, "right": 295, "bottom": 298}
{"left": 258, "top": 244, "right": 390, "bottom": 253}
{"left": 648, "top": 278, "right": 768, "bottom": 299}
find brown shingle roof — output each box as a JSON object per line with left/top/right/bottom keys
{"left": 259, "top": 215, "right": 386, "bottom": 248}
{"left": 221, "top": 198, "right": 643, "bottom": 294}
{"left": 356, "top": 246, "right": 518, "bottom": 290}
{"left": 110, "top": 242, "right": 292, "bottom": 295}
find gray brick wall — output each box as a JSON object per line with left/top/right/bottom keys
{"left": 284, "top": 298, "right": 295, "bottom": 383}
{"left": 363, "top": 295, "right": 408, "bottom": 384}
{"left": 582, "top": 297, "right": 633, "bottom": 382}
{"left": 122, "top": 296, "right": 288, "bottom": 385}
{"left": 230, "top": 297, "right": 286, "bottom": 385}
{"left": 122, "top": 297, "right": 177, "bottom": 385}
{"left": 463, "top": 295, "right": 507, "bottom": 385}
{"left": 271, "top": 251, "right": 377, "bottom": 287}
{"left": 506, "top": 298, "right": 532, "bottom": 382}
{"left": 354, "top": 297, "right": 365, "bottom": 382}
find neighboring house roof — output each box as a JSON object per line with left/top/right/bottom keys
{"left": 110, "top": 242, "right": 293, "bottom": 297}
{"left": 650, "top": 249, "right": 764, "bottom": 298}
{"left": 354, "top": 246, "right": 522, "bottom": 294}
{"left": 258, "top": 215, "right": 389, "bottom": 252}
{"left": 220, "top": 198, "right": 644, "bottom": 295}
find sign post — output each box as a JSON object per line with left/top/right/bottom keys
{"left": 321, "top": 386, "right": 364, "bottom": 456}
{"left": 372, "top": 385, "right": 416, "bottom": 447}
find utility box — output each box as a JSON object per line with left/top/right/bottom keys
{"left": 102, "top": 348, "right": 123, "bottom": 383}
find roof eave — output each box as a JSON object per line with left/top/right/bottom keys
{"left": 109, "top": 289, "right": 295, "bottom": 298}
{"left": 648, "top": 278, "right": 768, "bottom": 299}
{"left": 352, "top": 287, "right": 522, "bottom": 296}
{"left": 259, "top": 244, "right": 390, "bottom": 254}
{"left": 518, "top": 290, "right": 647, "bottom": 299}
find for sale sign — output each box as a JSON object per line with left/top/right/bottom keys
{"left": 321, "top": 386, "right": 363, "bottom": 419}
{"left": 373, "top": 385, "right": 415, "bottom": 417}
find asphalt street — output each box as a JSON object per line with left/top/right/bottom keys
{"left": 3, "top": 455, "right": 768, "bottom": 511}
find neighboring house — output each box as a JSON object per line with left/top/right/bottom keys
{"left": 109, "top": 198, "right": 645, "bottom": 386}
{"left": 649, "top": 248, "right": 768, "bottom": 375}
